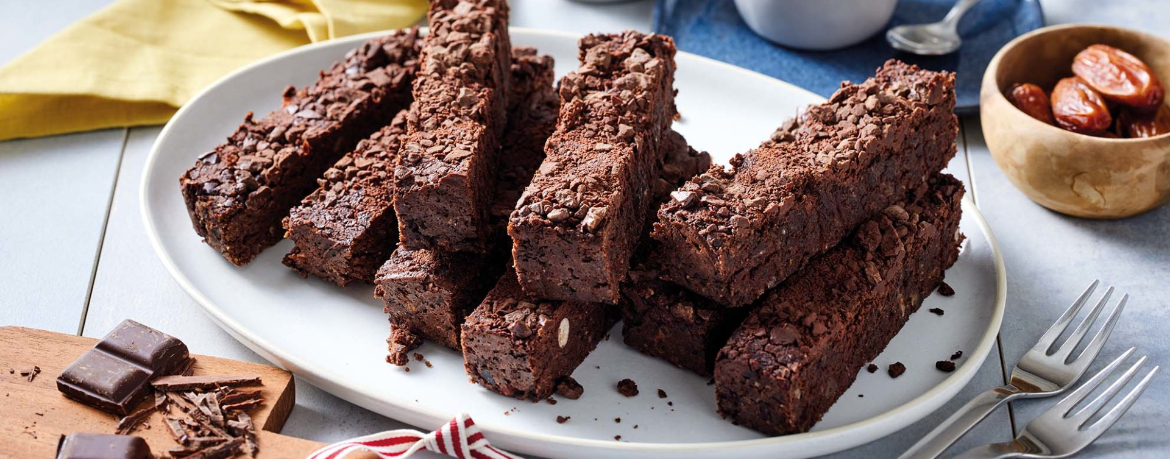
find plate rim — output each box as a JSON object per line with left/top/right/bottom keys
{"left": 141, "top": 27, "right": 1008, "bottom": 455}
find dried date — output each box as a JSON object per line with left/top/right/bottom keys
{"left": 1051, "top": 77, "right": 1113, "bottom": 135}
{"left": 1117, "top": 104, "right": 1170, "bottom": 138}
{"left": 1006, "top": 83, "right": 1055, "bottom": 124}
{"left": 1072, "top": 44, "right": 1165, "bottom": 111}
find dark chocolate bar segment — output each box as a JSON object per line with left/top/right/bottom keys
{"left": 509, "top": 31, "right": 678, "bottom": 304}
{"left": 651, "top": 60, "right": 957, "bottom": 306}
{"left": 715, "top": 174, "right": 964, "bottom": 435}
{"left": 56, "top": 433, "right": 152, "bottom": 459}
{"left": 461, "top": 268, "right": 617, "bottom": 401}
{"left": 282, "top": 110, "right": 409, "bottom": 286}
{"left": 57, "top": 320, "right": 189, "bottom": 415}
{"left": 393, "top": 0, "right": 512, "bottom": 253}
{"left": 181, "top": 29, "right": 420, "bottom": 266}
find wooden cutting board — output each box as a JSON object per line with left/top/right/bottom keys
{"left": 0, "top": 326, "right": 378, "bottom": 459}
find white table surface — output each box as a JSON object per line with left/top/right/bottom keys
{"left": 2, "top": 1, "right": 1167, "bottom": 458}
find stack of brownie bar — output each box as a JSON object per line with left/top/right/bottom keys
{"left": 179, "top": 1, "right": 968, "bottom": 434}
{"left": 181, "top": 28, "right": 420, "bottom": 266}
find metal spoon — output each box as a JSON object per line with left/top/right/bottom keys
{"left": 886, "top": 0, "right": 983, "bottom": 55}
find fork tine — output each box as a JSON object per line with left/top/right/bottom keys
{"left": 1052, "top": 348, "right": 1135, "bottom": 414}
{"left": 1069, "top": 294, "right": 1127, "bottom": 368}
{"left": 1082, "top": 366, "right": 1159, "bottom": 439}
{"left": 1033, "top": 280, "right": 1099, "bottom": 354}
{"left": 1070, "top": 356, "right": 1147, "bottom": 425}
{"left": 1054, "top": 286, "right": 1113, "bottom": 361}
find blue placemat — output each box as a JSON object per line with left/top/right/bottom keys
{"left": 654, "top": 0, "right": 1044, "bottom": 114}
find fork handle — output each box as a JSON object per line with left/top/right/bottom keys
{"left": 898, "top": 385, "right": 1023, "bottom": 459}
{"left": 949, "top": 442, "right": 1027, "bottom": 459}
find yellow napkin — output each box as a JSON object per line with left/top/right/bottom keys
{"left": 0, "top": 0, "right": 426, "bottom": 141}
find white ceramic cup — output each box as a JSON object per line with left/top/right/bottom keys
{"left": 734, "top": 0, "right": 899, "bottom": 51}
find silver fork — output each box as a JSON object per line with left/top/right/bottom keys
{"left": 900, "top": 281, "right": 1127, "bottom": 459}
{"left": 952, "top": 349, "right": 1159, "bottom": 458}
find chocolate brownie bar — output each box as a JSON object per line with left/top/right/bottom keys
{"left": 283, "top": 48, "right": 555, "bottom": 287}
{"left": 461, "top": 268, "right": 617, "bottom": 401}
{"left": 181, "top": 29, "right": 420, "bottom": 266}
{"left": 651, "top": 60, "right": 957, "bottom": 306}
{"left": 375, "top": 49, "right": 558, "bottom": 365}
{"left": 620, "top": 275, "right": 746, "bottom": 376}
{"left": 510, "top": 31, "right": 678, "bottom": 304}
{"left": 715, "top": 174, "right": 965, "bottom": 435}
{"left": 282, "top": 111, "right": 408, "bottom": 286}
{"left": 393, "top": 0, "right": 512, "bottom": 253}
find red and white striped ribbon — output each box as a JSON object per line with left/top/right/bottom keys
{"left": 306, "top": 413, "right": 521, "bottom": 459}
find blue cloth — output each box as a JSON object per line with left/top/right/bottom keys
{"left": 653, "top": 0, "right": 1044, "bottom": 114}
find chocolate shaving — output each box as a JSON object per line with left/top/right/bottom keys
{"left": 221, "top": 399, "right": 262, "bottom": 412}
{"left": 152, "top": 375, "right": 262, "bottom": 391}
{"left": 186, "top": 437, "right": 243, "bottom": 459}
{"left": 115, "top": 405, "right": 156, "bottom": 434}
{"left": 19, "top": 366, "right": 40, "bottom": 382}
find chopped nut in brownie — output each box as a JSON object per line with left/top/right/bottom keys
{"left": 888, "top": 362, "right": 907, "bottom": 378}
{"left": 935, "top": 360, "right": 956, "bottom": 373}
{"left": 617, "top": 379, "right": 639, "bottom": 397}
{"left": 938, "top": 282, "right": 955, "bottom": 296}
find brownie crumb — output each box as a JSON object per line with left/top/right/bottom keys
{"left": 938, "top": 282, "right": 955, "bottom": 296}
{"left": 413, "top": 353, "right": 424, "bottom": 362}
{"left": 888, "top": 362, "right": 907, "bottom": 378}
{"left": 614, "top": 435, "right": 622, "bottom": 441}
{"left": 633, "top": 424, "right": 639, "bottom": 429}
{"left": 546, "top": 398, "right": 558, "bottom": 405}
{"left": 858, "top": 394, "right": 864, "bottom": 398}
{"left": 936, "top": 360, "right": 956, "bottom": 372}
{"left": 555, "top": 377, "right": 584, "bottom": 400}
{"left": 614, "top": 417, "right": 621, "bottom": 423}
{"left": 404, "top": 367, "right": 411, "bottom": 373}
{"left": 617, "top": 379, "right": 639, "bottom": 397}
{"left": 556, "top": 416, "right": 570, "bottom": 424}
{"left": 424, "top": 360, "right": 433, "bottom": 368}
{"left": 951, "top": 350, "right": 963, "bottom": 360}
{"left": 928, "top": 308, "right": 945, "bottom": 316}
{"left": 657, "top": 389, "right": 668, "bottom": 399}
{"left": 667, "top": 401, "right": 673, "bottom": 407}
{"left": 866, "top": 363, "right": 879, "bottom": 373}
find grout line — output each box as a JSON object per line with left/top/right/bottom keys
{"left": 77, "top": 127, "right": 130, "bottom": 337}
{"left": 962, "top": 117, "right": 1017, "bottom": 435}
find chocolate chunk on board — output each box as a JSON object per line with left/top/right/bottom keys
{"left": 150, "top": 374, "right": 261, "bottom": 391}
{"left": 510, "top": 31, "right": 679, "bottom": 304}
{"left": 181, "top": 29, "right": 420, "bottom": 266}
{"left": 57, "top": 320, "right": 189, "bottom": 416}
{"left": 375, "top": 49, "right": 558, "bottom": 366}
{"left": 56, "top": 433, "right": 152, "bottom": 459}
{"left": 651, "top": 60, "right": 957, "bottom": 306}
{"left": 715, "top": 174, "right": 965, "bottom": 436}
{"left": 461, "top": 268, "right": 617, "bottom": 401}
{"left": 393, "top": 0, "right": 513, "bottom": 253}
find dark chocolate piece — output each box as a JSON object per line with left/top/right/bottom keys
{"left": 56, "top": 433, "right": 151, "bottom": 459}
{"left": 57, "top": 320, "right": 189, "bottom": 415}
{"left": 651, "top": 60, "right": 957, "bottom": 306}
{"left": 715, "top": 174, "right": 964, "bottom": 435}
{"left": 151, "top": 374, "right": 262, "bottom": 391}
{"left": 510, "top": 31, "right": 678, "bottom": 304}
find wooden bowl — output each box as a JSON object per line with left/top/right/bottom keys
{"left": 980, "top": 24, "right": 1170, "bottom": 219}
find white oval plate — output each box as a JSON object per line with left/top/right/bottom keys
{"left": 143, "top": 28, "right": 1006, "bottom": 459}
